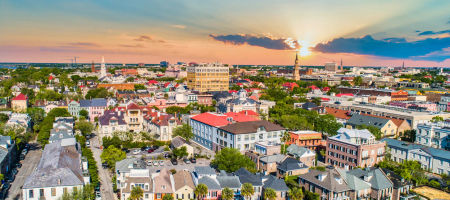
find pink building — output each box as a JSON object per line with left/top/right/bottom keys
{"left": 326, "top": 128, "right": 386, "bottom": 169}
{"left": 389, "top": 101, "right": 437, "bottom": 111}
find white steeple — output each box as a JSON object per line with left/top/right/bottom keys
{"left": 100, "top": 56, "right": 106, "bottom": 77}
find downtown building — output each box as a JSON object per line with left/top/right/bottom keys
{"left": 186, "top": 63, "right": 229, "bottom": 92}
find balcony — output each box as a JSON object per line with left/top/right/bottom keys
{"left": 362, "top": 156, "right": 370, "bottom": 160}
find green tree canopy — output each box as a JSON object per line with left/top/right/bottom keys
{"left": 129, "top": 186, "right": 144, "bottom": 200}
{"left": 288, "top": 187, "right": 303, "bottom": 200}
{"left": 264, "top": 188, "right": 277, "bottom": 200}
{"left": 173, "top": 124, "right": 194, "bottom": 142}
{"left": 211, "top": 148, "right": 256, "bottom": 173}
{"left": 194, "top": 184, "right": 208, "bottom": 200}
{"left": 172, "top": 146, "right": 189, "bottom": 159}
{"left": 241, "top": 183, "right": 255, "bottom": 200}
{"left": 101, "top": 145, "right": 126, "bottom": 169}
{"left": 221, "top": 187, "right": 234, "bottom": 200}
{"left": 75, "top": 119, "right": 94, "bottom": 136}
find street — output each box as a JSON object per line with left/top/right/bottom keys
{"left": 6, "top": 144, "right": 42, "bottom": 200}
{"left": 90, "top": 136, "right": 117, "bottom": 200}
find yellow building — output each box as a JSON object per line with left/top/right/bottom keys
{"left": 11, "top": 93, "right": 28, "bottom": 112}
{"left": 186, "top": 63, "right": 229, "bottom": 92}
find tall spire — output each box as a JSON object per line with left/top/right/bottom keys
{"left": 100, "top": 56, "right": 106, "bottom": 78}
{"left": 293, "top": 51, "right": 300, "bottom": 81}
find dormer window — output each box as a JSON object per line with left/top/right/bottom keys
{"left": 258, "top": 126, "right": 266, "bottom": 132}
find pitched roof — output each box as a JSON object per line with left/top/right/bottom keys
{"left": 263, "top": 175, "right": 289, "bottom": 191}
{"left": 171, "top": 136, "right": 188, "bottom": 148}
{"left": 324, "top": 107, "right": 352, "bottom": 120}
{"left": 194, "top": 166, "right": 216, "bottom": 176}
{"left": 198, "top": 176, "right": 221, "bottom": 190}
{"left": 259, "top": 154, "right": 286, "bottom": 164}
{"left": 218, "top": 120, "right": 285, "bottom": 135}
{"left": 286, "top": 145, "right": 315, "bottom": 158}
{"left": 235, "top": 168, "right": 263, "bottom": 186}
{"left": 348, "top": 168, "right": 393, "bottom": 190}
{"left": 347, "top": 114, "right": 391, "bottom": 129}
{"left": 277, "top": 157, "right": 307, "bottom": 172}
{"left": 153, "top": 169, "right": 174, "bottom": 193}
{"left": 361, "top": 113, "right": 408, "bottom": 127}
{"left": 298, "top": 169, "right": 351, "bottom": 192}
{"left": 191, "top": 112, "right": 231, "bottom": 127}
{"left": 216, "top": 175, "right": 241, "bottom": 189}
{"left": 173, "top": 170, "right": 195, "bottom": 191}
{"left": 224, "top": 112, "right": 259, "bottom": 122}
{"left": 12, "top": 93, "right": 28, "bottom": 101}
{"left": 336, "top": 168, "right": 371, "bottom": 191}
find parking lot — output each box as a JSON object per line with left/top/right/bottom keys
{"left": 6, "top": 144, "right": 42, "bottom": 200}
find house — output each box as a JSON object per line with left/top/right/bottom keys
{"left": 218, "top": 89, "right": 270, "bottom": 116}
{"left": 235, "top": 168, "right": 263, "bottom": 200}
{"left": 115, "top": 158, "right": 147, "bottom": 188}
{"left": 0, "top": 136, "right": 17, "bottom": 176}
{"left": 153, "top": 169, "right": 174, "bottom": 200}
{"left": 125, "top": 103, "right": 144, "bottom": 133}
{"left": 286, "top": 130, "right": 325, "bottom": 150}
{"left": 285, "top": 144, "right": 316, "bottom": 167}
{"left": 382, "top": 168, "right": 415, "bottom": 200}
{"left": 381, "top": 138, "right": 450, "bottom": 175}
{"left": 348, "top": 168, "right": 394, "bottom": 200}
{"left": 5, "top": 113, "right": 31, "bottom": 131}
{"left": 170, "top": 136, "right": 194, "bottom": 157}
{"left": 120, "top": 169, "right": 153, "bottom": 200}
{"left": 98, "top": 109, "right": 127, "bottom": 139}
{"left": 326, "top": 128, "right": 386, "bottom": 169}
{"left": 276, "top": 157, "right": 309, "bottom": 178}
{"left": 257, "top": 154, "right": 286, "bottom": 175}
{"left": 80, "top": 98, "right": 107, "bottom": 122}
{"left": 216, "top": 171, "right": 241, "bottom": 197}
{"left": 197, "top": 176, "right": 222, "bottom": 200}
{"left": 360, "top": 113, "right": 411, "bottom": 137}
{"left": 68, "top": 100, "right": 80, "bottom": 117}
{"left": 148, "top": 113, "right": 182, "bottom": 141}
{"left": 336, "top": 168, "right": 372, "bottom": 200}
{"left": 22, "top": 139, "right": 90, "bottom": 200}
{"left": 173, "top": 170, "right": 195, "bottom": 200}
{"left": 11, "top": 93, "right": 28, "bottom": 112}
{"left": 416, "top": 121, "right": 450, "bottom": 150}
{"left": 0, "top": 97, "right": 8, "bottom": 109}
{"left": 298, "top": 168, "right": 352, "bottom": 200}
{"left": 347, "top": 114, "right": 398, "bottom": 138}
{"left": 262, "top": 176, "right": 289, "bottom": 200}
{"left": 217, "top": 120, "right": 285, "bottom": 152}
{"left": 324, "top": 107, "right": 352, "bottom": 124}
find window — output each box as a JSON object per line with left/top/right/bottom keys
{"left": 51, "top": 188, "right": 56, "bottom": 196}
{"left": 157, "top": 193, "right": 162, "bottom": 199}
{"left": 40, "top": 189, "right": 45, "bottom": 197}
{"left": 29, "top": 190, "right": 34, "bottom": 198}
{"left": 145, "top": 194, "right": 149, "bottom": 198}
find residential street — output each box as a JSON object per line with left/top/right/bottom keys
{"left": 7, "top": 144, "right": 42, "bottom": 200}
{"left": 90, "top": 136, "right": 117, "bottom": 200}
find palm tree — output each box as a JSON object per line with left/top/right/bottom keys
{"left": 241, "top": 183, "right": 254, "bottom": 200}
{"left": 280, "top": 131, "right": 291, "bottom": 154}
{"left": 195, "top": 183, "right": 208, "bottom": 200}
{"left": 163, "top": 194, "right": 174, "bottom": 200}
{"left": 288, "top": 187, "right": 303, "bottom": 200}
{"left": 264, "top": 188, "right": 277, "bottom": 200}
{"left": 221, "top": 187, "right": 234, "bottom": 200}
{"left": 129, "top": 186, "right": 144, "bottom": 200}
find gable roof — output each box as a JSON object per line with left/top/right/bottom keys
{"left": 347, "top": 114, "right": 391, "bottom": 129}
{"left": 298, "top": 169, "right": 351, "bottom": 192}
{"left": 173, "top": 170, "right": 195, "bottom": 191}
{"left": 348, "top": 168, "right": 393, "bottom": 190}
{"left": 263, "top": 175, "right": 289, "bottom": 191}
{"left": 171, "top": 136, "right": 189, "bottom": 148}
{"left": 153, "top": 169, "right": 174, "bottom": 193}
{"left": 324, "top": 107, "right": 352, "bottom": 120}
{"left": 286, "top": 144, "right": 315, "bottom": 158}
{"left": 336, "top": 168, "right": 371, "bottom": 191}
{"left": 277, "top": 157, "right": 307, "bottom": 172}
{"left": 218, "top": 120, "right": 285, "bottom": 135}
{"left": 198, "top": 176, "right": 221, "bottom": 190}
{"left": 259, "top": 154, "right": 286, "bottom": 164}
{"left": 194, "top": 166, "right": 216, "bottom": 176}
{"left": 361, "top": 113, "right": 409, "bottom": 127}
{"left": 235, "top": 168, "right": 263, "bottom": 186}
{"left": 12, "top": 93, "right": 28, "bottom": 101}
{"left": 216, "top": 175, "right": 241, "bottom": 189}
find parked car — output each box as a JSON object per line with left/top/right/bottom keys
{"left": 16, "top": 163, "right": 22, "bottom": 168}
{"left": 85, "top": 141, "right": 90, "bottom": 147}
{"left": 147, "top": 160, "right": 153, "bottom": 166}
{"left": 95, "top": 191, "right": 102, "bottom": 200}
{"left": 147, "top": 149, "right": 154, "bottom": 153}
{"left": 153, "top": 161, "right": 159, "bottom": 166}
{"left": 183, "top": 158, "right": 191, "bottom": 164}
{"left": 19, "top": 154, "right": 25, "bottom": 160}
{"left": 190, "top": 158, "right": 197, "bottom": 163}
{"left": 132, "top": 149, "right": 140, "bottom": 155}
{"left": 122, "top": 148, "right": 130, "bottom": 153}
{"left": 159, "top": 160, "right": 164, "bottom": 166}
{"left": 102, "top": 162, "right": 108, "bottom": 169}
{"left": 171, "top": 159, "right": 178, "bottom": 165}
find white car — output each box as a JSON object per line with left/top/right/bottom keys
{"left": 147, "top": 160, "right": 153, "bottom": 166}
{"left": 95, "top": 191, "right": 101, "bottom": 200}
{"left": 132, "top": 149, "right": 140, "bottom": 155}
{"left": 85, "top": 141, "right": 90, "bottom": 147}
{"left": 153, "top": 161, "right": 159, "bottom": 166}
{"left": 159, "top": 160, "right": 164, "bottom": 166}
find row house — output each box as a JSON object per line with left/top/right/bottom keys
{"left": 346, "top": 114, "right": 398, "bottom": 138}
{"left": 124, "top": 103, "right": 144, "bottom": 133}
{"left": 326, "top": 128, "right": 386, "bottom": 169}
{"left": 98, "top": 109, "right": 127, "bottom": 139}
{"left": 80, "top": 98, "right": 107, "bottom": 122}
{"left": 147, "top": 113, "right": 182, "bottom": 141}
{"left": 0, "top": 136, "right": 17, "bottom": 178}
{"left": 416, "top": 121, "right": 450, "bottom": 150}
{"left": 381, "top": 138, "right": 450, "bottom": 175}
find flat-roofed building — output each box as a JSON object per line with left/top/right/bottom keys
{"left": 186, "top": 63, "right": 229, "bottom": 92}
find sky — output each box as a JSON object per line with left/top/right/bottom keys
{"left": 0, "top": 0, "right": 449, "bottom": 67}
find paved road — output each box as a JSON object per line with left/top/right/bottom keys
{"left": 7, "top": 144, "right": 42, "bottom": 200}
{"left": 90, "top": 136, "right": 117, "bottom": 200}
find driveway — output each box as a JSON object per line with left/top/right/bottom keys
{"left": 90, "top": 136, "right": 117, "bottom": 200}
{"left": 6, "top": 143, "right": 42, "bottom": 200}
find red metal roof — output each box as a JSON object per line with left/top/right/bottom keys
{"left": 191, "top": 113, "right": 231, "bottom": 127}
{"left": 12, "top": 93, "right": 28, "bottom": 101}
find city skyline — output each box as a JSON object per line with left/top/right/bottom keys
{"left": 1, "top": 0, "right": 449, "bottom": 66}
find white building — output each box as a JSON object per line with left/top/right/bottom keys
{"left": 416, "top": 121, "right": 450, "bottom": 150}
{"left": 22, "top": 139, "right": 90, "bottom": 200}
{"left": 98, "top": 109, "right": 127, "bottom": 139}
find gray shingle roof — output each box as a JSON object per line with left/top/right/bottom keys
{"left": 259, "top": 154, "right": 286, "bottom": 164}
{"left": 381, "top": 138, "right": 450, "bottom": 160}
{"left": 298, "top": 169, "right": 351, "bottom": 192}
{"left": 347, "top": 114, "right": 390, "bottom": 129}
{"left": 198, "top": 176, "right": 221, "bottom": 190}
{"left": 194, "top": 166, "right": 216, "bottom": 176}
{"left": 336, "top": 168, "right": 371, "bottom": 191}
{"left": 217, "top": 175, "right": 241, "bottom": 189}
{"left": 235, "top": 168, "right": 263, "bottom": 186}
{"left": 263, "top": 176, "right": 289, "bottom": 191}
{"left": 286, "top": 144, "right": 314, "bottom": 158}
{"left": 348, "top": 168, "right": 393, "bottom": 190}
{"left": 277, "top": 157, "right": 307, "bottom": 172}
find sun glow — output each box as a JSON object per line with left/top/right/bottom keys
{"left": 297, "top": 40, "right": 311, "bottom": 57}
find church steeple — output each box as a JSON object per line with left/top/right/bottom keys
{"left": 293, "top": 51, "right": 300, "bottom": 81}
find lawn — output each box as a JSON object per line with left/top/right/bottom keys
{"left": 412, "top": 186, "right": 450, "bottom": 200}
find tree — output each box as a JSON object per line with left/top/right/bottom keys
{"left": 353, "top": 76, "right": 363, "bottom": 86}
{"left": 38, "top": 108, "right": 71, "bottom": 145}
{"left": 79, "top": 110, "right": 89, "bottom": 119}
{"left": 288, "top": 187, "right": 303, "bottom": 200}
{"left": 341, "top": 81, "right": 351, "bottom": 87}
{"left": 211, "top": 148, "right": 256, "bottom": 173}
{"left": 162, "top": 194, "right": 174, "bottom": 200}
{"left": 428, "top": 180, "right": 440, "bottom": 188}
{"left": 60, "top": 184, "right": 94, "bottom": 200}
{"left": 173, "top": 124, "right": 194, "bottom": 142}
{"left": 194, "top": 184, "right": 208, "bottom": 200}
{"left": 280, "top": 131, "right": 291, "bottom": 154}
{"left": 129, "top": 186, "right": 143, "bottom": 200}
{"left": 264, "top": 188, "right": 277, "bottom": 200}
{"left": 431, "top": 116, "right": 444, "bottom": 123}
{"left": 241, "top": 183, "right": 254, "bottom": 200}
{"left": 101, "top": 145, "right": 126, "bottom": 169}
{"left": 75, "top": 119, "right": 94, "bottom": 136}
{"left": 401, "top": 130, "right": 416, "bottom": 142}
{"left": 356, "top": 125, "right": 382, "bottom": 139}
{"left": 0, "top": 113, "right": 9, "bottom": 123}
{"left": 134, "top": 84, "right": 146, "bottom": 91}
{"left": 172, "top": 146, "right": 189, "bottom": 159}
{"left": 102, "top": 136, "right": 122, "bottom": 149}
{"left": 221, "top": 187, "right": 234, "bottom": 200}
{"left": 85, "top": 88, "right": 110, "bottom": 99}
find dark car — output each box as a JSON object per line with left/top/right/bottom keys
{"left": 121, "top": 148, "right": 130, "bottom": 153}
{"left": 147, "top": 149, "right": 154, "bottom": 153}
{"left": 190, "top": 158, "right": 197, "bottom": 163}
{"left": 16, "top": 163, "right": 22, "bottom": 168}
{"left": 102, "top": 162, "right": 108, "bottom": 169}
{"left": 183, "top": 158, "right": 191, "bottom": 164}
{"left": 171, "top": 159, "right": 178, "bottom": 165}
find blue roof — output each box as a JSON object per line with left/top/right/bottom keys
{"left": 79, "top": 98, "right": 107, "bottom": 107}
{"left": 382, "top": 138, "right": 450, "bottom": 160}
{"left": 79, "top": 100, "right": 91, "bottom": 107}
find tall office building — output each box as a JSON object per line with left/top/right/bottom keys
{"left": 186, "top": 63, "right": 229, "bottom": 92}
{"left": 293, "top": 53, "right": 300, "bottom": 81}
{"left": 324, "top": 62, "right": 339, "bottom": 72}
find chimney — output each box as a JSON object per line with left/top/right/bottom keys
{"left": 57, "top": 179, "right": 61, "bottom": 185}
